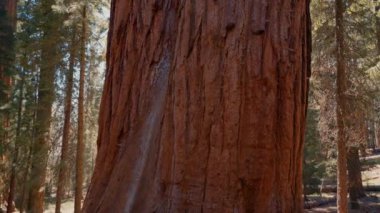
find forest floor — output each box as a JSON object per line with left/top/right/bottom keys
{"left": 44, "top": 199, "right": 74, "bottom": 213}
{"left": 305, "top": 194, "right": 380, "bottom": 213}
{"left": 43, "top": 154, "right": 380, "bottom": 212}
{"left": 306, "top": 153, "right": 380, "bottom": 213}
{"left": 11, "top": 153, "right": 380, "bottom": 212}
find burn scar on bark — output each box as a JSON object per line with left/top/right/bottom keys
{"left": 251, "top": 0, "right": 267, "bottom": 35}
{"left": 224, "top": 0, "right": 236, "bottom": 32}
{"left": 152, "top": 52, "right": 171, "bottom": 86}
{"left": 152, "top": 0, "right": 163, "bottom": 11}
{"left": 124, "top": 51, "right": 172, "bottom": 212}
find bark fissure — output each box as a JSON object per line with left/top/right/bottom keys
{"left": 83, "top": 1, "right": 310, "bottom": 212}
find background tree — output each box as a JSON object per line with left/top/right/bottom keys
{"left": 55, "top": 29, "right": 77, "bottom": 213}
{"left": 0, "top": 0, "right": 16, "bottom": 210}
{"left": 310, "top": 0, "right": 380, "bottom": 210}
{"left": 27, "top": 0, "right": 63, "bottom": 210}
{"left": 75, "top": 4, "right": 87, "bottom": 212}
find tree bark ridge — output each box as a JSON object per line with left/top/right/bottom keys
{"left": 84, "top": 1, "right": 311, "bottom": 212}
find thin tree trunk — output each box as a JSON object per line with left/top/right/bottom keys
{"left": 20, "top": 71, "right": 39, "bottom": 213}
{"left": 376, "top": 123, "right": 380, "bottom": 148}
{"left": 375, "top": 1, "right": 380, "bottom": 151}
{"left": 83, "top": 1, "right": 311, "bottom": 212}
{"left": 6, "top": 72, "right": 25, "bottom": 212}
{"left": 19, "top": 143, "right": 32, "bottom": 213}
{"left": 27, "top": 0, "right": 58, "bottom": 211}
{"left": 335, "top": 0, "right": 348, "bottom": 211}
{"left": 27, "top": 51, "right": 55, "bottom": 213}
{"left": 347, "top": 147, "right": 365, "bottom": 209}
{"left": 368, "top": 121, "right": 376, "bottom": 151}
{"left": 376, "top": 1, "right": 380, "bottom": 54}
{"left": 0, "top": 0, "right": 17, "bottom": 138}
{"left": 75, "top": 6, "right": 86, "bottom": 213}
{"left": 0, "top": 0, "right": 16, "bottom": 209}
{"left": 55, "top": 31, "right": 77, "bottom": 213}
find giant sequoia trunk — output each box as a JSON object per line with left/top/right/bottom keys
{"left": 84, "top": 1, "right": 311, "bottom": 212}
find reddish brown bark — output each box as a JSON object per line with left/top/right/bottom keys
{"left": 0, "top": 0, "right": 17, "bottom": 211}
{"left": 75, "top": 6, "right": 86, "bottom": 213}
{"left": 84, "top": 1, "right": 311, "bottom": 212}
{"left": 0, "top": 0, "right": 16, "bottom": 141}
{"left": 0, "top": 0, "right": 16, "bottom": 98}
{"left": 335, "top": 0, "right": 348, "bottom": 211}
{"left": 55, "top": 32, "right": 76, "bottom": 213}
{"left": 4, "top": 0, "right": 16, "bottom": 26}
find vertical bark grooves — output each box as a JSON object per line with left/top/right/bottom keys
{"left": 75, "top": 6, "right": 87, "bottom": 213}
{"left": 335, "top": 0, "right": 348, "bottom": 212}
{"left": 84, "top": 1, "right": 310, "bottom": 212}
{"left": 55, "top": 31, "right": 77, "bottom": 213}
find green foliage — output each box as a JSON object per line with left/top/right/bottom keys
{"left": 303, "top": 109, "right": 327, "bottom": 194}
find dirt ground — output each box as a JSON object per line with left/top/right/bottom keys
{"left": 306, "top": 157, "right": 380, "bottom": 213}
{"left": 42, "top": 164, "right": 380, "bottom": 212}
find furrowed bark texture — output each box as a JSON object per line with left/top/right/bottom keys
{"left": 84, "top": 0, "right": 311, "bottom": 212}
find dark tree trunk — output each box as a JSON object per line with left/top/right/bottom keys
{"left": 347, "top": 147, "right": 365, "bottom": 209}
{"left": 84, "top": 1, "right": 311, "bottom": 212}
{"left": 376, "top": 1, "right": 380, "bottom": 54}
{"left": 0, "top": 0, "right": 16, "bottom": 137}
{"left": 0, "top": 0, "right": 16, "bottom": 210}
{"left": 376, "top": 123, "right": 380, "bottom": 148}
{"left": 19, "top": 142, "right": 33, "bottom": 213}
